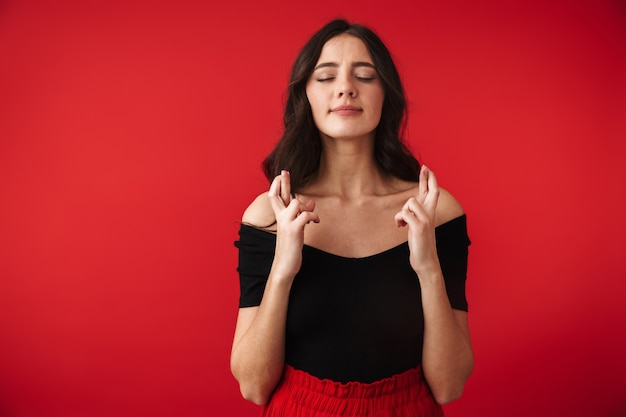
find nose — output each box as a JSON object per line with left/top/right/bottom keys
{"left": 337, "top": 76, "right": 357, "bottom": 98}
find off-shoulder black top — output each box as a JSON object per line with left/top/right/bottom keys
{"left": 235, "top": 214, "right": 471, "bottom": 383}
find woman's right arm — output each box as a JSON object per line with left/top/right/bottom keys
{"left": 230, "top": 171, "right": 318, "bottom": 405}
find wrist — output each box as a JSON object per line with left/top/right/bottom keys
{"left": 411, "top": 254, "right": 441, "bottom": 279}
{"left": 268, "top": 265, "right": 297, "bottom": 288}
{"left": 415, "top": 267, "right": 444, "bottom": 287}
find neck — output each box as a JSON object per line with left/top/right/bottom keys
{"left": 307, "top": 133, "right": 391, "bottom": 199}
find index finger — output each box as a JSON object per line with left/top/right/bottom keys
{"left": 268, "top": 174, "right": 286, "bottom": 212}
{"left": 417, "top": 165, "right": 428, "bottom": 204}
{"left": 423, "top": 167, "right": 440, "bottom": 209}
{"left": 280, "top": 170, "right": 292, "bottom": 206}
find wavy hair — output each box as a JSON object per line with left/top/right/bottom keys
{"left": 262, "top": 19, "right": 420, "bottom": 191}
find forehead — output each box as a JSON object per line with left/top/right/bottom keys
{"left": 316, "top": 34, "right": 373, "bottom": 64}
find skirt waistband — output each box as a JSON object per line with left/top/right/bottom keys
{"left": 262, "top": 365, "right": 443, "bottom": 417}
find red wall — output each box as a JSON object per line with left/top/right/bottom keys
{"left": 1, "top": 1, "right": 625, "bottom": 416}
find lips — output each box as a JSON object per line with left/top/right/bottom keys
{"left": 330, "top": 105, "right": 362, "bottom": 115}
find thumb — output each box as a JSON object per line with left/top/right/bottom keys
{"left": 302, "top": 199, "right": 316, "bottom": 212}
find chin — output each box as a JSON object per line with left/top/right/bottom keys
{"left": 322, "top": 127, "right": 377, "bottom": 141}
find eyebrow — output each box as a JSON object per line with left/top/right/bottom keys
{"left": 313, "top": 61, "right": 376, "bottom": 70}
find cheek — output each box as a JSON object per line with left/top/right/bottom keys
{"left": 306, "top": 91, "right": 324, "bottom": 119}
{"left": 374, "top": 92, "right": 385, "bottom": 120}
{"left": 376, "top": 90, "right": 385, "bottom": 111}
{"left": 305, "top": 87, "right": 314, "bottom": 110}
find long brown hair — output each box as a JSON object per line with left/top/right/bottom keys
{"left": 262, "top": 19, "right": 420, "bottom": 191}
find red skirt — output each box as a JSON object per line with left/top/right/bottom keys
{"left": 261, "top": 365, "right": 444, "bottom": 417}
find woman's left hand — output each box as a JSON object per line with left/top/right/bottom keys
{"left": 394, "top": 165, "right": 441, "bottom": 278}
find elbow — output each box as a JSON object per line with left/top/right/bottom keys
{"left": 433, "top": 385, "right": 464, "bottom": 405}
{"left": 237, "top": 374, "right": 282, "bottom": 405}
{"left": 231, "top": 371, "right": 274, "bottom": 405}
{"left": 231, "top": 362, "right": 279, "bottom": 406}
{"left": 430, "top": 363, "right": 473, "bottom": 405}
{"left": 239, "top": 385, "right": 272, "bottom": 406}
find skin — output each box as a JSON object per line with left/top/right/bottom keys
{"left": 306, "top": 34, "right": 384, "bottom": 143}
{"left": 230, "top": 34, "right": 474, "bottom": 406}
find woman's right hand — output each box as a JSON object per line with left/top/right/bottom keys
{"left": 268, "top": 170, "right": 319, "bottom": 281}
{"left": 231, "top": 171, "right": 318, "bottom": 405}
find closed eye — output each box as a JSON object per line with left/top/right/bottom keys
{"left": 318, "top": 76, "right": 374, "bottom": 82}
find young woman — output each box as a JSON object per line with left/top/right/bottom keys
{"left": 231, "top": 19, "right": 473, "bottom": 417}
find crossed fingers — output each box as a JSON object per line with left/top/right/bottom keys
{"left": 269, "top": 170, "right": 319, "bottom": 226}
{"left": 394, "top": 165, "right": 439, "bottom": 227}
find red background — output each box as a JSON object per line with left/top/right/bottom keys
{"left": 1, "top": 1, "right": 625, "bottom": 416}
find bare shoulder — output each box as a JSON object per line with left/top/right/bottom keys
{"left": 436, "top": 187, "right": 465, "bottom": 226}
{"left": 241, "top": 191, "right": 276, "bottom": 228}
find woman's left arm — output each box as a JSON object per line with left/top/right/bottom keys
{"left": 419, "top": 274, "right": 473, "bottom": 404}
{"left": 394, "top": 165, "right": 474, "bottom": 405}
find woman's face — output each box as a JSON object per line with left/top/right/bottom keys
{"left": 306, "top": 34, "right": 385, "bottom": 142}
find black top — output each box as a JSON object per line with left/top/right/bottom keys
{"left": 235, "top": 214, "right": 471, "bottom": 383}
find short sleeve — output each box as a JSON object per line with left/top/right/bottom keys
{"left": 234, "top": 224, "right": 276, "bottom": 308}
{"left": 435, "top": 214, "right": 471, "bottom": 311}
